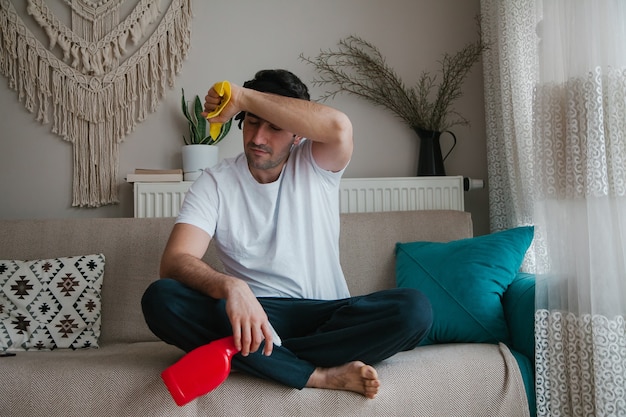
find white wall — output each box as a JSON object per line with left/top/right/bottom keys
{"left": 0, "top": 0, "right": 489, "bottom": 235}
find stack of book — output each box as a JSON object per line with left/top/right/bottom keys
{"left": 126, "top": 169, "right": 183, "bottom": 183}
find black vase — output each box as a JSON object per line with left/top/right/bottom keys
{"left": 414, "top": 127, "right": 457, "bottom": 176}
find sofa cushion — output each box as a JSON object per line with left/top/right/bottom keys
{"left": 0, "top": 341, "right": 530, "bottom": 417}
{"left": 0, "top": 254, "right": 105, "bottom": 351}
{"left": 395, "top": 226, "right": 534, "bottom": 345}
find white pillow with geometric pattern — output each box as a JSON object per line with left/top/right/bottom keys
{"left": 0, "top": 254, "right": 105, "bottom": 351}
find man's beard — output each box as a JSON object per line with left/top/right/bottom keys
{"left": 245, "top": 143, "right": 292, "bottom": 170}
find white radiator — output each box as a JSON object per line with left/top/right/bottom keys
{"left": 133, "top": 176, "right": 465, "bottom": 218}
{"left": 133, "top": 182, "right": 192, "bottom": 218}
{"left": 339, "top": 176, "right": 464, "bottom": 213}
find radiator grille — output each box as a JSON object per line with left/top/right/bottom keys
{"left": 338, "top": 176, "right": 464, "bottom": 213}
{"left": 133, "top": 182, "right": 190, "bottom": 218}
{"left": 133, "top": 176, "right": 464, "bottom": 218}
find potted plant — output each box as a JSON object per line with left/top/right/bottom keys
{"left": 181, "top": 88, "right": 232, "bottom": 180}
{"left": 300, "top": 29, "right": 487, "bottom": 176}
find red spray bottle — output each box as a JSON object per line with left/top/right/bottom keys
{"left": 161, "top": 336, "right": 240, "bottom": 406}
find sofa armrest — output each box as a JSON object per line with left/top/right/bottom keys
{"left": 503, "top": 272, "right": 535, "bottom": 360}
{"left": 503, "top": 272, "right": 536, "bottom": 417}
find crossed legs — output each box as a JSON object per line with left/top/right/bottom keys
{"left": 141, "top": 279, "right": 432, "bottom": 398}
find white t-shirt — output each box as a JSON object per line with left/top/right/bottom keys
{"left": 176, "top": 140, "right": 350, "bottom": 300}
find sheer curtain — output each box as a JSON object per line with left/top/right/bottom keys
{"left": 481, "top": 1, "right": 626, "bottom": 416}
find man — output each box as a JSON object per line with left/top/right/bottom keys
{"left": 142, "top": 69, "right": 432, "bottom": 399}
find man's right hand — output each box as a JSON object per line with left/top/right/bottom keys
{"left": 224, "top": 279, "right": 275, "bottom": 357}
{"left": 202, "top": 82, "right": 244, "bottom": 125}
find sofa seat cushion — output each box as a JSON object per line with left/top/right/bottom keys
{"left": 0, "top": 341, "right": 529, "bottom": 417}
{"left": 0, "top": 342, "right": 183, "bottom": 417}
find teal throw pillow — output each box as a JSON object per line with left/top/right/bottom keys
{"left": 395, "top": 226, "right": 534, "bottom": 345}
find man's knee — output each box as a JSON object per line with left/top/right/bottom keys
{"left": 141, "top": 278, "right": 179, "bottom": 324}
{"left": 392, "top": 288, "right": 433, "bottom": 339}
{"left": 141, "top": 279, "right": 230, "bottom": 352}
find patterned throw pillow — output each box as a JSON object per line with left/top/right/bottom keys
{"left": 0, "top": 254, "right": 105, "bottom": 351}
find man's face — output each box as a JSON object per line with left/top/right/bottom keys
{"left": 242, "top": 113, "right": 298, "bottom": 173}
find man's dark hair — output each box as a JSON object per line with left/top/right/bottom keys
{"left": 244, "top": 69, "right": 310, "bottom": 101}
{"left": 235, "top": 69, "right": 310, "bottom": 128}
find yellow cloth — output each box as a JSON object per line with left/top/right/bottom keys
{"left": 204, "top": 81, "right": 231, "bottom": 140}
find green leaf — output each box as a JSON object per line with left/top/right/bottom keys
{"left": 181, "top": 89, "right": 201, "bottom": 144}
{"left": 189, "top": 121, "right": 201, "bottom": 143}
{"left": 194, "top": 95, "right": 207, "bottom": 140}
{"left": 181, "top": 89, "right": 193, "bottom": 123}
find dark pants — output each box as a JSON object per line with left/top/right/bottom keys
{"left": 141, "top": 278, "right": 432, "bottom": 389}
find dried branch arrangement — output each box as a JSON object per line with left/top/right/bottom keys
{"left": 300, "top": 30, "right": 487, "bottom": 132}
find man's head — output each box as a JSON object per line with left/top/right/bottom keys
{"left": 238, "top": 70, "right": 311, "bottom": 183}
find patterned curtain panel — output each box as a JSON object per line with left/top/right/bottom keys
{"left": 481, "top": 0, "right": 626, "bottom": 416}
{"left": 0, "top": 0, "right": 192, "bottom": 207}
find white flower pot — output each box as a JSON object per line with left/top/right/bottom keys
{"left": 182, "top": 145, "right": 219, "bottom": 181}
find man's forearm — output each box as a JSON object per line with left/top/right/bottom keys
{"left": 161, "top": 252, "right": 240, "bottom": 300}
{"left": 237, "top": 88, "right": 351, "bottom": 145}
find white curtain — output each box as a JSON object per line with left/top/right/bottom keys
{"left": 482, "top": 1, "right": 626, "bottom": 416}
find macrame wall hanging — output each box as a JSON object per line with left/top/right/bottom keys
{"left": 0, "top": 0, "right": 192, "bottom": 207}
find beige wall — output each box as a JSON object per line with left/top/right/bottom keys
{"left": 0, "top": 0, "right": 489, "bottom": 235}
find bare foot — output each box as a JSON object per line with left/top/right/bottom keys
{"left": 305, "top": 361, "right": 380, "bottom": 399}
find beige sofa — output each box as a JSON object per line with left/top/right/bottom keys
{"left": 0, "top": 211, "right": 532, "bottom": 417}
